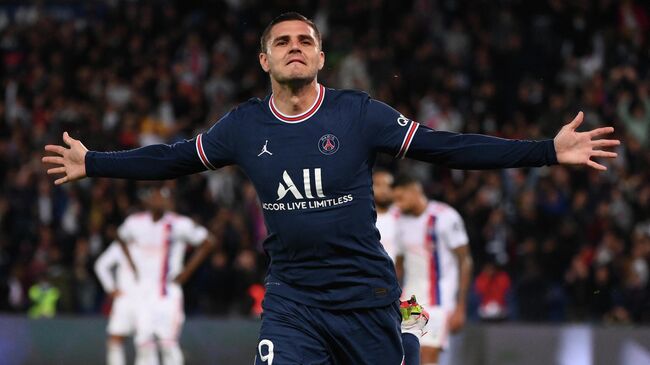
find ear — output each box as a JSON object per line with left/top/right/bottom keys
{"left": 259, "top": 52, "right": 270, "bottom": 73}
{"left": 318, "top": 50, "right": 325, "bottom": 71}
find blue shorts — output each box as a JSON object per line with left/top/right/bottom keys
{"left": 254, "top": 293, "right": 404, "bottom": 365}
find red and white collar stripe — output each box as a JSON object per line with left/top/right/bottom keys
{"left": 396, "top": 120, "right": 419, "bottom": 159}
{"left": 269, "top": 84, "right": 325, "bottom": 123}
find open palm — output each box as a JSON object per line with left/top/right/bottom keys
{"left": 42, "top": 132, "right": 88, "bottom": 185}
{"left": 554, "top": 112, "right": 620, "bottom": 171}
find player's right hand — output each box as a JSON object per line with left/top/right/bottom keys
{"left": 448, "top": 305, "right": 466, "bottom": 333}
{"left": 109, "top": 290, "right": 122, "bottom": 299}
{"left": 42, "top": 132, "right": 88, "bottom": 185}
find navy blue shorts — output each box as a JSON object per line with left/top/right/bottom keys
{"left": 254, "top": 294, "right": 404, "bottom": 365}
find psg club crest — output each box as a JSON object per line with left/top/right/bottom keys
{"left": 318, "top": 134, "right": 340, "bottom": 155}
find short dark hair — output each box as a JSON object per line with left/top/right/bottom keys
{"left": 392, "top": 173, "right": 421, "bottom": 188}
{"left": 260, "top": 12, "right": 322, "bottom": 53}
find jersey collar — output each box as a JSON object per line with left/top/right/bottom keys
{"left": 269, "top": 84, "right": 325, "bottom": 124}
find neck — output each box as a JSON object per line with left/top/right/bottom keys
{"left": 271, "top": 78, "right": 319, "bottom": 115}
{"left": 151, "top": 210, "right": 164, "bottom": 222}
{"left": 413, "top": 196, "right": 428, "bottom": 216}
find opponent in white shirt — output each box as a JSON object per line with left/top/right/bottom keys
{"left": 95, "top": 240, "right": 138, "bottom": 365}
{"left": 372, "top": 170, "right": 401, "bottom": 265}
{"left": 373, "top": 169, "right": 430, "bottom": 365}
{"left": 113, "top": 185, "right": 216, "bottom": 365}
{"left": 392, "top": 175, "right": 472, "bottom": 365}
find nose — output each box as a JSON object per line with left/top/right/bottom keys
{"left": 289, "top": 39, "right": 302, "bottom": 52}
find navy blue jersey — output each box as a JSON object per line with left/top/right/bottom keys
{"left": 86, "top": 84, "right": 557, "bottom": 309}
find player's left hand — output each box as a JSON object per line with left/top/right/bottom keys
{"left": 554, "top": 112, "right": 620, "bottom": 171}
{"left": 448, "top": 306, "right": 466, "bottom": 333}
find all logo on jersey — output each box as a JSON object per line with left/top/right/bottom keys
{"left": 276, "top": 169, "right": 325, "bottom": 200}
{"left": 318, "top": 134, "right": 339, "bottom": 155}
{"left": 262, "top": 168, "right": 353, "bottom": 211}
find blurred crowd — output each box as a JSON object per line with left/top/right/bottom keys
{"left": 0, "top": 0, "right": 648, "bottom": 323}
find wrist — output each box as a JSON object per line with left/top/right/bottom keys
{"left": 548, "top": 139, "right": 560, "bottom": 165}
{"left": 84, "top": 150, "right": 93, "bottom": 177}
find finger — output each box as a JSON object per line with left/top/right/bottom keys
{"left": 44, "top": 145, "right": 67, "bottom": 155}
{"left": 591, "top": 139, "right": 620, "bottom": 148}
{"left": 592, "top": 150, "right": 617, "bottom": 158}
{"left": 47, "top": 167, "right": 66, "bottom": 175}
{"left": 588, "top": 127, "right": 614, "bottom": 138}
{"left": 587, "top": 160, "right": 607, "bottom": 171}
{"left": 567, "top": 111, "right": 584, "bottom": 130}
{"left": 42, "top": 156, "right": 65, "bottom": 165}
{"left": 54, "top": 176, "right": 69, "bottom": 185}
{"left": 63, "top": 132, "right": 75, "bottom": 147}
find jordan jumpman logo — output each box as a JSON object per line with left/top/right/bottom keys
{"left": 258, "top": 140, "right": 273, "bottom": 156}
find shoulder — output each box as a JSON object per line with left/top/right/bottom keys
{"left": 430, "top": 201, "right": 462, "bottom": 221}
{"left": 234, "top": 97, "right": 266, "bottom": 117}
{"left": 325, "top": 87, "right": 369, "bottom": 101}
{"left": 126, "top": 212, "right": 149, "bottom": 224}
{"left": 209, "top": 97, "right": 265, "bottom": 128}
{"left": 166, "top": 213, "right": 200, "bottom": 228}
{"left": 323, "top": 87, "right": 370, "bottom": 109}
{"left": 164, "top": 212, "right": 187, "bottom": 223}
{"left": 101, "top": 242, "right": 121, "bottom": 256}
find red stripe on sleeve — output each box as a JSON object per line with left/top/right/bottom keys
{"left": 196, "top": 134, "right": 216, "bottom": 170}
{"left": 397, "top": 121, "right": 419, "bottom": 159}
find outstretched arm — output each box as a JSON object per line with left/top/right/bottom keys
{"left": 43, "top": 111, "right": 238, "bottom": 184}
{"left": 406, "top": 112, "right": 619, "bottom": 170}
{"left": 43, "top": 132, "right": 206, "bottom": 184}
{"left": 362, "top": 97, "right": 619, "bottom": 171}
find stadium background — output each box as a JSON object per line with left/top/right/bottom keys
{"left": 0, "top": 0, "right": 649, "bottom": 364}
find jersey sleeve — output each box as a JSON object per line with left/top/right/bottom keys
{"left": 175, "top": 217, "right": 209, "bottom": 247}
{"left": 194, "top": 111, "right": 238, "bottom": 170}
{"left": 85, "top": 110, "right": 240, "bottom": 179}
{"left": 360, "top": 96, "right": 420, "bottom": 158}
{"left": 117, "top": 217, "right": 135, "bottom": 243}
{"left": 439, "top": 208, "right": 469, "bottom": 250}
{"left": 93, "top": 242, "right": 121, "bottom": 293}
{"left": 85, "top": 138, "right": 206, "bottom": 179}
{"left": 405, "top": 125, "right": 558, "bottom": 169}
{"left": 358, "top": 94, "right": 558, "bottom": 167}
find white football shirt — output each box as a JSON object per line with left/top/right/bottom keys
{"left": 376, "top": 206, "right": 400, "bottom": 262}
{"left": 118, "top": 211, "right": 208, "bottom": 297}
{"left": 396, "top": 201, "right": 468, "bottom": 310}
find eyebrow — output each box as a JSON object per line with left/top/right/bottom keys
{"left": 272, "top": 34, "right": 316, "bottom": 44}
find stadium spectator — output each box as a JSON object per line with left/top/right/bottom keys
{"left": 474, "top": 260, "right": 511, "bottom": 321}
